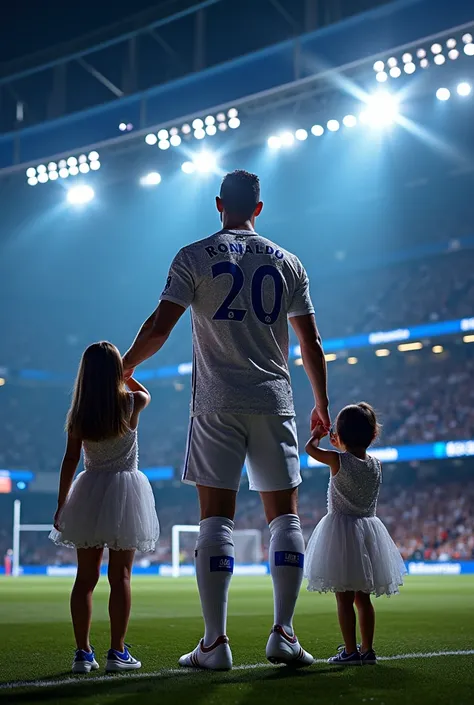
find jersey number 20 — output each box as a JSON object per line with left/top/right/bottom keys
{"left": 212, "top": 262, "right": 283, "bottom": 324}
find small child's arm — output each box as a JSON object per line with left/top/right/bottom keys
{"left": 305, "top": 433, "right": 340, "bottom": 476}
{"left": 126, "top": 376, "right": 151, "bottom": 409}
{"left": 54, "top": 433, "right": 82, "bottom": 528}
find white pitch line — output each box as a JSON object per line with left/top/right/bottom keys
{"left": 1, "top": 650, "right": 473, "bottom": 691}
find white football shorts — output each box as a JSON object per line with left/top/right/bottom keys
{"left": 182, "top": 413, "right": 301, "bottom": 492}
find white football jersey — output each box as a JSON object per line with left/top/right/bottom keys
{"left": 160, "top": 229, "right": 314, "bottom": 416}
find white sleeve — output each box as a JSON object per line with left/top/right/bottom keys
{"left": 288, "top": 264, "right": 315, "bottom": 318}
{"left": 160, "top": 248, "right": 195, "bottom": 309}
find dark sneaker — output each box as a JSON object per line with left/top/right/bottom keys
{"left": 360, "top": 648, "right": 377, "bottom": 665}
{"left": 328, "top": 646, "right": 361, "bottom": 665}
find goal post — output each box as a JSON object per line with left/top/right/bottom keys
{"left": 12, "top": 500, "right": 52, "bottom": 577}
{"left": 171, "top": 524, "right": 263, "bottom": 577}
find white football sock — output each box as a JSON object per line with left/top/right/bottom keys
{"left": 268, "top": 514, "right": 305, "bottom": 636}
{"left": 195, "top": 516, "right": 235, "bottom": 646}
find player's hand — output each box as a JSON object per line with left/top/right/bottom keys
{"left": 310, "top": 405, "right": 331, "bottom": 433}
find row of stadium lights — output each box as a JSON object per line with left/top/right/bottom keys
{"left": 26, "top": 152, "right": 100, "bottom": 186}
{"left": 294, "top": 335, "right": 474, "bottom": 367}
{"left": 144, "top": 109, "right": 240, "bottom": 150}
{"left": 374, "top": 33, "right": 474, "bottom": 82}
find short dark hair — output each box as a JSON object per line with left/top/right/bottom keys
{"left": 219, "top": 170, "right": 260, "bottom": 219}
{"left": 336, "top": 402, "right": 381, "bottom": 450}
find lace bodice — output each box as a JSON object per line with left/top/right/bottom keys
{"left": 328, "top": 452, "right": 381, "bottom": 517}
{"left": 82, "top": 393, "right": 138, "bottom": 473}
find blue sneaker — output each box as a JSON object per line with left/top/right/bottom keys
{"left": 105, "top": 646, "right": 141, "bottom": 672}
{"left": 360, "top": 648, "right": 377, "bottom": 665}
{"left": 328, "top": 646, "right": 361, "bottom": 666}
{"left": 72, "top": 647, "right": 99, "bottom": 673}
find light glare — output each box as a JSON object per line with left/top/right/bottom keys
{"left": 373, "top": 60, "right": 384, "bottom": 72}
{"left": 436, "top": 87, "right": 450, "bottom": 101}
{"left": 140, "top": 172, "right": 161, "bottom": 186}
{"left": 268, "top": 136, "right": 281, "bottom": 149}
{"left": 457, "top": 82, "right": 471, "bottom": 96}
{"left": 295, "top": 128, "right": 308, "bottom": 141}
{"left": 181, "top": 161, "right": 196, "bottom": 174}
{"left": 280, "top": 131, "right": 295, "bottom": 146}
{"left": 194, "top": 152, "right": 217, "bottom": 173}
{"left": 361, "top": 92, "right": 399, "bottom": 127}
{"left": 311, "top": 124, "right": 324, "bottom": 136}
{"left": 343, "top": 114, "right": 357, "bottom": 127}
{"left": 67, "top": 185, "right": 95, "bottom": 205}
{"left": 170, "top": 134, "right": 182, "bottom": 146}
{"left": 376, "top": 71, "right": 388, "bottom": 83}
{"left": 327, "top": 119, "right": 340, "bottom": 132}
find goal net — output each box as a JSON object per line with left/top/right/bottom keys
{"left": 171, "top": 525, "right": 263, "bottom": 577}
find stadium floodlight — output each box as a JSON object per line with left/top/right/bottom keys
{"left": 194, "top": 152, "right": 217, "bottom": 173}
{"left": 37, "top": 173, "right": 48, "bottom": 183}
{"left": 216, "top": 112, "right": 226, "bottom": 122}
{"left": 420, "top": 58, "right": 429, "bottom": 68}
{"left": 194, "top": 129, "right": 206, "bottom": 140}
{"left": 48, "top": 171, "right": 58, "bottom": 181}
{"left": 170, "top": 127, "right": 179, "bottom": 136}
{"left": 280, "top": 131, "right": 295, "bottom": 146}
{"left": 446, "top": 38, "right": 457, "bottom": 49}
{"left": 228, "top": 117, "right": 240, "bottom": 129}
{"left": 181, "top": 123, "right": 192, "bottom": 134}
{"left": 192, "top": 118, "right": 204, "bottom": 130}
{"left": 37, "top": 164, "right": 47, "bottom": 174}
{"left": 432, "top": 345, "right": 444, "bottom": 354}
{"left": 360, "top": 92, "right": 399, "bottom": 127}
{"left": 79, "top": 163, "right": 90, "bottom": 174}
{"left": 206, "top": 125, "right": 217, "bottom": 136}
{"left": 218, "top": 122, "right": 228, "bottom": 131}
{"left": 205, "top": 115, "right": 215, "bottom": 125}
{"left": 67, "top": 185, "right": 94, "bottom": 205}
{"left": 463, "top": 334, "right": 474, "bottom": 343}
{"left": 462, "top": 33, "right": 473, "bottom": 44}
{"left": 68, "top": 166, "right": 79, "bottom": 176}
{"left": 457, "top": 82, "right": 471, "bottom": 96}
{"left": 376, "top": 71, "right": 388, "bottom": 83}
{"left": 170, "top": 134, "right": 182, "bottom": 146}
{"left": 228, "top": 108, "right": 238, "bottom": 118}
{"left": 79, "top": 154, "right": 87, "bottom": 164}
{"left": 295, "top": 128, "right": 308, "bottom": 141}
{"left": 47, "top": 162, "right": 57, "bottom": 171}
{"left": 88, "top": 151, "right": 99, "bottom": 162}
{"left": 140, "top": 172, "right": 162, "bottom": 186}
{"left": 404, "top": 62, "right": 416, "bottom": 74}
{"left": 343, "top": 114, "right": 357, "bottom": 127}
{"left": 181, "top": 161, "right": 196, "bottom": 174}
{"left": 347, "top": 357, "right": 358, "bottom": 365}
{"left": 398, "top": 341, "right": 422, "bottom": 352}
{"left": 434, "top": 54, "right": 445, "bottom": 65}
{"left": 89, "top": 160, "right": 101, "bottom": 171}
{"left": 436, "top": 87, "right": 450, "bottom": 101}
{"left": 158, "top": 129, "right": 169, "bottom": 141}
{"left": 26, "top": 167, "right": 36, "bottom": 178}
{"left": 416, "top": 48, "right": 426, "bottom": 58}
{"left": 267, "top": 135, "right": 281, "bottom": 149}
{"left": 27, "top": 176, "right": 38, "bottom": 186}
{"left": 158, "top": 139, "right": 170, "bottom": 150}
{"left": 431, "top": 43, "right": 442, "bottom": 54}
{"left": 373, "top": 60, "right": 384, "bottom": 72}
{"left": 325, "top": 353, "right": 337, "bottom": 362}
{"left": 402, "top": 52, "right": 412, "bottom": 63}
{"left": 67, "top": 157, "right": 77, "bottom": 167}
{"left": 119, "top": 122, "right": 127, "bottom": 131}
{"left": 145, "top": 133, "right": 157, "bottom": 145}
{"left": 375, "top": 348, "right": 390, "bottom": 357}
{"left": 389, "top": 66, "right": 401, "bottom": 78}
{"left": 448, "top": 49, "right": 459, "bottom": 60}
{"left": 58, "top": 159, "right": 67, "bottom": 169}
{"left": 311, "top": 124, "right": 324, "bottom": 136}
{"left": 387, "top": 57, "right": 397, "bottom": 67}
{"left": 59, "top": 168, "right": 69, "bottom": 178}
{"left": 464, "top": 43, "right": 474, "bottom": 56}
{"left": 327, "top": 119, "right": 340, "bottom": 132}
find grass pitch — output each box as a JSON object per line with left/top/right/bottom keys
{"left": 1, "top": 575, "right": 473, "bottom": 705}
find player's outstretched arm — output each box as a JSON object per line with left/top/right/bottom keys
{"left": 290, "top": 313, "right": 330, "bottom": 431}
{"left": 123, "top": 300, "right": 185, "bottom": 374}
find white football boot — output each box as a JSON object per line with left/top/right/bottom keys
{"left": 178, "top": 635, "right": 232, "bottom": 670}
{"left": 266, "top": 625, "right": 314, "bottom": 667}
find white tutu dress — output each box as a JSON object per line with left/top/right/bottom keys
{"left": 305, "top": 452, "right": 406, "bottom": 596}
{"left": 49, "top": 394, "right": 159, "bottom": 552}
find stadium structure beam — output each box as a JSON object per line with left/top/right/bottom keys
{"left": 0, "top": 0, "right": 473, "bottom": 175}
{"left": 77, "top": 58, "right": 124, "bottom": 98}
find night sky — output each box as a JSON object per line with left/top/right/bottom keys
{"left": 0, "top": 0, "right": 162, "bottom": 64}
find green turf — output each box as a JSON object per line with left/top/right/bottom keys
{"left": 1, "top": 576, "right": 473, "bottom": 705}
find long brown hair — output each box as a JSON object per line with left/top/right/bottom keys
{"left": 67, "top": 342, "right": 129, "bottom": 441}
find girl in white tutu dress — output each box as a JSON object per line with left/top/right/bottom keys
{"left": 304, "top": 402, "right": 406, "bottom": 666}
{"left": 49, "top": 341, "right": 159, "bottom": 673}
